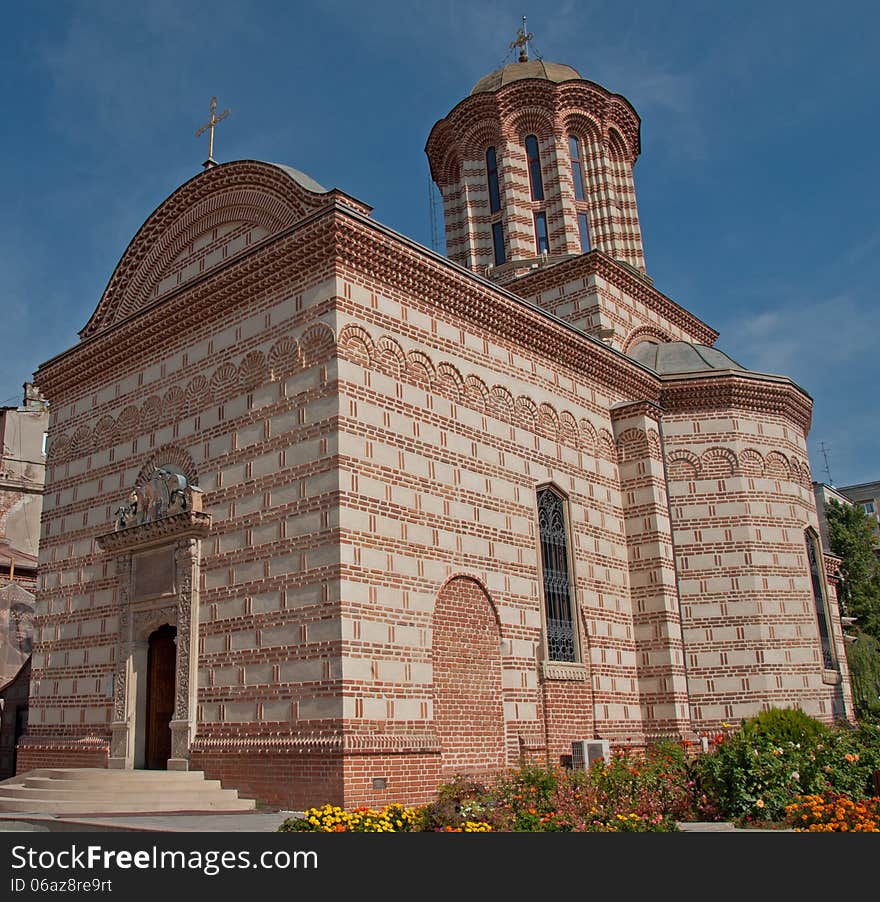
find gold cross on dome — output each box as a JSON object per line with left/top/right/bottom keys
{"left": 510, "top": 16, "right": 533, "bottom": 62}
{"left": 195, "top": 96, "right": 230, "bottom": 169}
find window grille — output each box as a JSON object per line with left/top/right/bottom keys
{"left": 806, "top": 531, "right": 835, "bottom": 669}
{"left": 538, "top": 487, "right": 576, "bottom": 662}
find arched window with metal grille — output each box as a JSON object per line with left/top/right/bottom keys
{"left": 805, "top": 529, "right": 836, "bottom": 669}
{"left": 537, "top": 486, "right": 577, "bottom": 662}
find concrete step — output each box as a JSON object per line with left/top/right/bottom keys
{"left": 0, "top": 795, "right": 257, "bottom": 814}
{"left": 0, "top": 768, "right": 257, "bottom": 814}
{"left": 41, "top": 768, "right": 210, "bottom": 782}
{"left": 0, "top": 783, "right": 244, "bottom": 802}
{"left": 20, "top": 776, "right": 227, "bottom": 794}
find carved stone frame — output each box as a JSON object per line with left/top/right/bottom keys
{"left": 97, "top": 511, "right": 211, "bottom": 771}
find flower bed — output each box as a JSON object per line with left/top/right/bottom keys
{"left": 277, "top": 710, "right": 880, "bottom": 833}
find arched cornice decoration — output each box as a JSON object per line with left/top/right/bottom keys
{"left": 210, "top": 362, "right": 239, "bottom": 395}
{"left": 140, "top": 395, "right": 163, "bottom": 431}
{"left": 597, "top": 429, "right": 617, "bottom": 462}
{"left": 81, "top": 161, "right": 333, "bottom": 339}
{"left": 268, "top": 336, "right": 304, "bottom": 378}
{"left": 537, "top": 402, "right": 559, "bottom": 438}
{"left": 239, "top": 350, "right": 269, "bottom": 390}
{"left": 406, "top": 350, "right": 435, "bottom": 385}
{"left": 701, "top": 446, "right": 737, "bottom": 477}
{"left": 606, "top": 127, "right": 630, "bottom": 163}
{"left": 666, "top": 449, "right": 701, "bottom": 479}
{"left": 375, "top": 335, "right": 407, "bottom": 375}
{"left": 458, "top": 119, "right": 505, "bottom": 159}
{"left": 739, "top": 448, "right": 765, "bottom": 476}
{"left": 515, "top": 396, "right": 539, "bottom": 429}
{"left": 623, "top": 325, "right": 674, "bottom": 353}
{"left": 579, "top": 418, "right": 598, "bottom": 451}
{"left": 299, "top": 322, "right": 335, "bottom": 366}
{"left": 559, "top": 411, "right": 579, "bottom": 445}
{"left": 434, "top": 362, "right": 465, "bottom": 397}
{"left": 489, "top": 385, "right": 515, "bottom": 418}
{"left": 464, "top": 374, "right": 490, "bottom": 409}
{"left": 506, "top": 107, "right": 556, "bottom": 142}
{"left": 136, "top": 444, "right": 199, "bottom": 486}
{"left": 764, "top": 451, "right": 791, "bottom": 478}
{"left": 560, "top": 111, "right": 603, "bottom": 142}
{"left": 616, "top": 427, "right": 649, "bottom": 462}
{"left": 337, "top": 324, "right": 374, "bottom": 366}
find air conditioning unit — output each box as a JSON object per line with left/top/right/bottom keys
{"left": 571, "top": 739, "right": 610, "bottom": 770}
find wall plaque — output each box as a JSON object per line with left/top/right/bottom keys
{"left": 132, "top": 547, "right": 175, "bottom": 600}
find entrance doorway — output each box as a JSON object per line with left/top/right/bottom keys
{"left": 144, "top": 624, "right": 176, "bottom": 769}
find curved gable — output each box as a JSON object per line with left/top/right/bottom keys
{"left": 81, "top": 160, "right": 332, "bottom": 338}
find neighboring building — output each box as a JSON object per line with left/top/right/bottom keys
{"left": 0, "top": 580, "right": 34, "bottom": 781}
{"left": 0, "top": 383, "right": 49, "bottom": 587}
{"left": 837, "top": 480, "right": 880, "bottom": 547}
{"left": 20, "top": 46, "right": 853, "bottom": 808}
{"left": 813, "top": 482, "right": 853, "bottom": 555}
{"left": 0, "top": 656, "right": 31, "bottom": 781}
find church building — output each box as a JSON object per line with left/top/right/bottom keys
{"left": 20, "top": 40, "right": 853, "bottom": 809}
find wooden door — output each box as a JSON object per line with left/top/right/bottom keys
{"left": 145, "top": 624, "right": 176, "bottom": 769}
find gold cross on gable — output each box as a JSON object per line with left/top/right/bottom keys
{"left": 195, "top": 96, "right": 230, "bottom": 169}
{"left": 510, "top": 16, "right": 533, "bottom": 62}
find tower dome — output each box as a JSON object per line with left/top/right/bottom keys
{"left": 470, "top": 59, "right": 582, "bottom": 95}
{"left": 426, "top": 41, "right": 645, "bottom": 284}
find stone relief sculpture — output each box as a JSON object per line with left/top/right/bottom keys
{"left": 114, "top": 467, "right": 198, "bottom": 530}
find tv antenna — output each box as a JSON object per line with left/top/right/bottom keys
{"left": 818, "top": 441, "right": 833, "bottom": 486}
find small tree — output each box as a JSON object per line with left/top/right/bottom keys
{"left": 825, "top": 498, "right": 880, "bottom": 641}
{"left": 825, "top": 498, "right": 880, "bottom": 719}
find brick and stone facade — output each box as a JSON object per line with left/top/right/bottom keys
{"left": 19, "top": 56, "right": 853, "bottom": 808}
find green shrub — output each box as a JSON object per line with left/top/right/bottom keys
{"left": 692, "top": 707, "right": 880, "bottom": 823}
{"left": 740, "top": 706, "right": 830, "bottom": 745}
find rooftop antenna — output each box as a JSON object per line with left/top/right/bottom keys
{"left": 819, "top": 441, "right": 834, "bottom": 486}
{"left": 195, "top": 96, "right": 231, "bottom": 170}
{"left": 510, "top": 16, "right": 533, "bottom": 62}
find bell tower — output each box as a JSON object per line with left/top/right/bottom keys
{"left": 425, "top": 37, "right": 646, "bottom": 284}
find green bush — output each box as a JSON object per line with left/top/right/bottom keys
{"left": 692, "top": 708, "right": 880, "bottom": 823}
{"left": 740, "top": 706, "right": 830, "bottom": 745}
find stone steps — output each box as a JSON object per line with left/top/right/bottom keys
{"left": 0, "top": 768, "right": 257, "bottom": 814}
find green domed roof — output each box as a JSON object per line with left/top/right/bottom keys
{"left": 470, "top": 59, "right": 583, "bottom": 95}
{"left": 630, "top": 341, "right": 745, "bottom": 375}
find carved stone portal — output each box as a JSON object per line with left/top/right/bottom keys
{"left": 97, "top": 488, "right": 211, "bottom": 772}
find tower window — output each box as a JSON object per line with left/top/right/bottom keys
{"left": 525, "top": 135, "right": 544, "bottom": 201}
{"left": 492, "top": 221, "right": 506, "bottom": 266}
{"left": 577, "top": 213, "right": 591, "bottom": 252}
{"left": 534, "top": 212, "right": 549, "bottom": 254}
{"left": 537, "top": 486, "right": 577, "bottom": 662}
{"left": 486, "top": 147, "right": 501, "bottom": 213}
{"left": 805, "top": 530, "right": 835, "bottom": 669}
{"left": 569, "top": 135, "right": 586, "bottom": 201}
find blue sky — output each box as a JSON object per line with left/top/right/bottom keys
{"left": 1, "top": 1, "right": 877, "bottom": 486}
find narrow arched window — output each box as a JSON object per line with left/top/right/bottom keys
{"left": 577, "top": 213, "right": 590, "bottom": 253}
{"left": 534, "top": 212, "right": 549, "bottom": 254}
{"left": 569, "top": 135, "right": 586, "bottom": 201}
{"left": 525, "top": 135, "right": 544, "bottom": 201}
{"left": 492, "top": 221, "right": 506, "bottom": 266}
{"left": 806, "top": 530, "right": 836, "bottom": 669}
{"left": 486, "top": 147, "right": 501, "bottom": 213}
{"left": 569, "top": 135, "right": 591, "bottom": 252}
{"left": 537, "top": 487, "right": 576, "bottom": 662}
